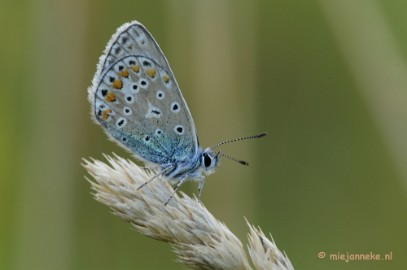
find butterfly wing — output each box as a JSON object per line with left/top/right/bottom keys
{"left": 88, "top": 21, "right": 199, "bottom": 166}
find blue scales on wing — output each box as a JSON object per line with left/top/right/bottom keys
{"left": 89, "top": 22, "right": 199, "bottom": 167}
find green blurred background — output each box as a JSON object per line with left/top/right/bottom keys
{"left": 1, "top": 0, "right": 406, "bottom": 269}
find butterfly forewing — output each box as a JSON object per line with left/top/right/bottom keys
{"left": 91, "top": 21, "right": 198, "bottom": 165}
{"left": 99, "top": 23, "right": 168, "bottom": 75}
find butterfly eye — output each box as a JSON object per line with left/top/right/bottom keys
{"left": 203, "top": 153, "right": 212, "bottom": 168}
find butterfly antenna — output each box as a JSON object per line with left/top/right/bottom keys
{"left": 218, "top": 151, "right": 249, "bottom": 166}
{"left": 211, "top": 132, "right": 267, "bottom": 166}
{"left": 210, "top": 132, "right": 267, "bottom": 149}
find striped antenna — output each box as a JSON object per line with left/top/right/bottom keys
{"left": 211, "top": 132, "right": 267, "bottom": 166}
{"left": 218, "top": 152, "right": 249, "bottom": 166}
{"left": 210, "top": 132, "right": 267, "bottom": 150}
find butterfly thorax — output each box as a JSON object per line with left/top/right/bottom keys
{"left": 163, "top": 147, "right": 220, "bottom": 183}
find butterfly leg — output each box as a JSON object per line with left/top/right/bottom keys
{"left": 164, "top": 176, "right": 188, "bottom": 206}
{"left": 197, "top": 176, "right": 205, "bottom": 202}
{"left": 137, "top": 165, "right": 173, "bottom": 190}
{"left": 137, "top": 173, "right": 159, "bottom": 190}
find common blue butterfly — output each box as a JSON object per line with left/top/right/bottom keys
{"left": 88, "top": 21, "right": 266, "bottom": 204}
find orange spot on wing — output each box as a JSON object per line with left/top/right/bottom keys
{"left": 131, "top": 65, "right": 140, "bottom": 73}
{"left": 146, "top": 68, "right": 156, "bottom": 78}
{"left": 119, "top": 69, "right": 129, "bottom": 78}
{"left": 101, "top": 109, "right": 112, "bottom": 120}
{"left": 105, "top": 92, "right": 117, "bottom": 102}
{"left": 112, "top": 79, "right": 123, "bottom": 89}
{"left": 162, "top": 74, "right": 170, "bottom": 83}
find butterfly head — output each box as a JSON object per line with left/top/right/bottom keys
{"left": 201, "top": 148, "right": 220, "bottom": 175}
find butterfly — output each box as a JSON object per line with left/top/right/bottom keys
{"left": 88, "top": 21, "right": 266, "bottom": 204}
